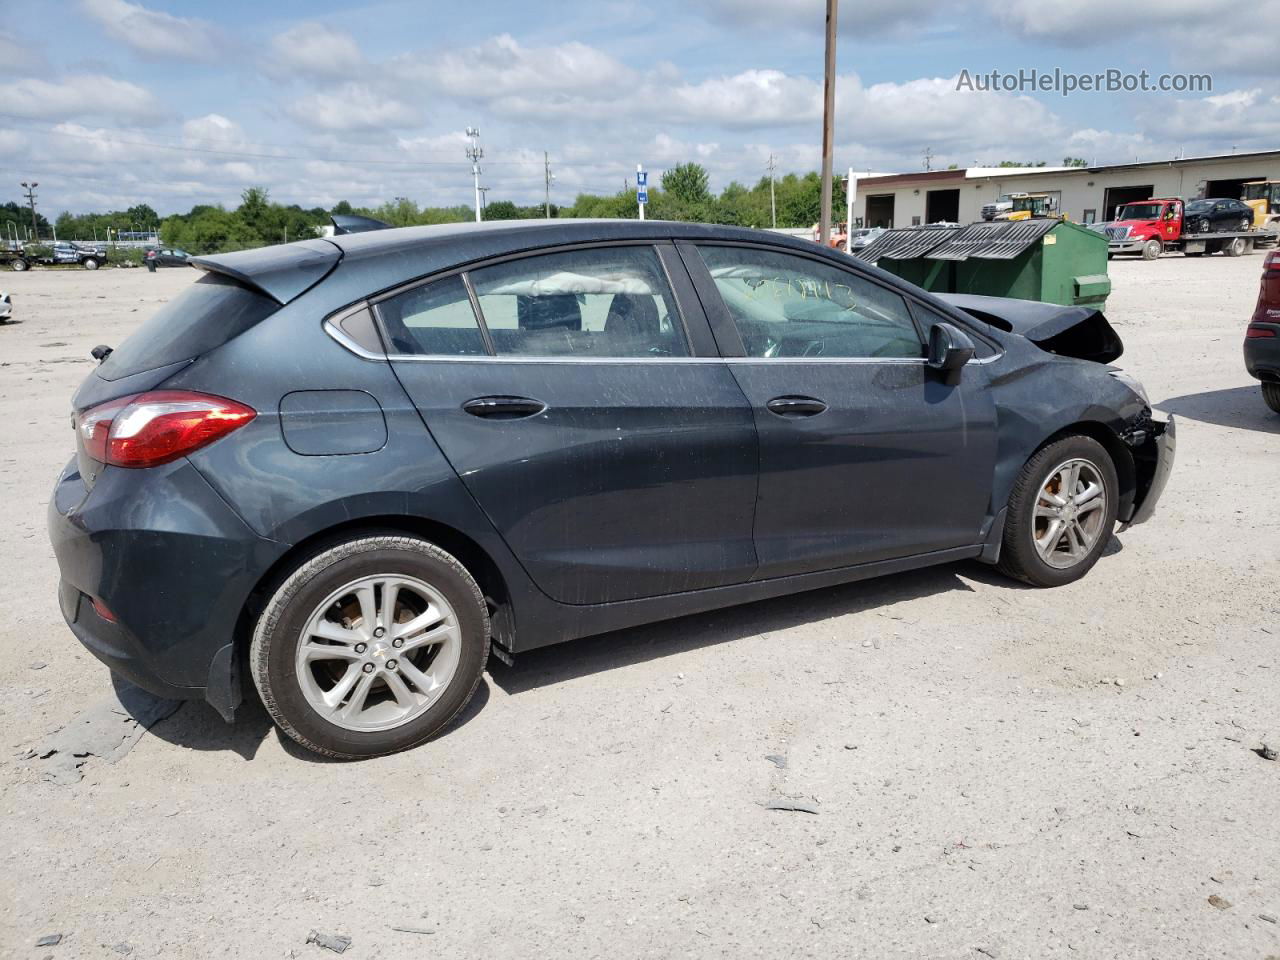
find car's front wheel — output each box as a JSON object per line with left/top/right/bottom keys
{"left": 82, "top": 257, "right": 99, "bottom": 270}
{"left": 997, "top": 435, "right": 1119, "bottom": 587}
{"left": 250, "top": 534, "right": 490, "bottom": 759}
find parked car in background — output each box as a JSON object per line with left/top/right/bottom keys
{"left": 848, "top": 227, "right": 885, "bottom": 251}
{"left": 1184, "top": 198, "right": 1255, "bottom": 234}
{"left": 145, "top": 248, "right": 191, "bottom": 270}
{"left": 48, "top": 220, "right": 1173, "bottom": 759}
{"left": 1106, "top": 197, "right": 1260, "bottom": 259}
{"left": 1245, "top": 250, "right": 1280, "bottom": 414}
{"left": 38, "top": 242, "right": 105, "bottom": 270}
{"left": 0, "top": 290, "right": 11, "bottom": 322}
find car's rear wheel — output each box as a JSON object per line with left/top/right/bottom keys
{"left": 1224, "top": 237, "right": 1248, "bottom": 257}
{"left": 1141, "top": 238, "right": 1162, "bottom": 260}
{"left": 10, "top": 257, "right": 27, "bottom": 271}
{"left": 82, "top": 257, "right": 99, "bottom": 270}
{"left": 997, "top": 435, "right": 1119, "bottom": 587}
{"left": 250, "top": 534, "right": 490, "bottom": 759}
{"left": 1262, "top": 382, "right": 1280, "bottom": 414}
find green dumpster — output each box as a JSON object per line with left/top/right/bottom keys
{"left": 857, "top": 219, "right": 1111, "bottom": 309}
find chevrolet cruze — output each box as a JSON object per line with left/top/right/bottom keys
{"left": 49, "top": 220, "right": 1174, "bottom": 758}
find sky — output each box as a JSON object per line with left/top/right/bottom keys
{"left": 1, "top": 0, "right": 1278, "bottom": 217}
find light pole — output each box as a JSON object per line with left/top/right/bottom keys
{"left": 818, "top": 0, "right": 838, "bottom": 245}
{"left": 465, "top": 127, "right": 484, "bottom": 222}
{"left": 544, "top": 151, "right": 555, "bottom": 218}
{"left": 21, "top": 181, "right": 39, "bottom": 240}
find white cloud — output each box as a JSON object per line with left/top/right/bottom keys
{"left": 697, "top": 0, "right": 944, "bottom": 36}
{"left": 78, "top": 0, "right": 222, "bottom": 62}
{"left": 0, "top": 31, "right": 48, "bottom": 75}
{"left": 391, "top": 34, "right": 634, "bottom": 98}
{"left": 269, "top": 22, "right": 363, "bottom": 78}
{"left": 283, "top": 83, "right": 421, "bottom": 132}
{"left": 5, "top": 74, "right": 167, "bottom": 124}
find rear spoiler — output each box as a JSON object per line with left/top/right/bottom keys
{"left": 190, "top": 239, "right": 341, "bottom": 305}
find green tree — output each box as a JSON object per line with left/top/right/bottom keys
{"left": 661, "top": 163, "right": 711, "bottom": 205}
{"left": 484, "top": 200, "right": 521, "bottom": 221}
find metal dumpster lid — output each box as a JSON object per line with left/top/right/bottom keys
{"left": 852, "top": 225, "right": 964, "bottom": 265}
{"left": 926, "top": 218, "right": 1059, "bottom": 261}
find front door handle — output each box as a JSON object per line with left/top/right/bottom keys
{"left": 462, "top": 396, "right": 547, "bottom": 419}
{"left": 766, "top": 396, "right": 828, "bottom": 418}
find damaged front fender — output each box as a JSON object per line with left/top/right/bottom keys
{"left": 1119, "top": 414, "right": 1175, "bottom": 529}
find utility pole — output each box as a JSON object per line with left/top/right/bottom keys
{"left": 544, "top": 151, "right": 554, "bottom": 218}
{"left": 21, "top": 181, "right": 39, "bottom": 240}
{"left": 465, "top": 127, "right": 483, "bottom": 222}
{"left": 818, "top": 0, "right": 838, "bottom": 245}
{"left": 767, "top": 154, "right": 777, "bottom": 229}
{"left": 922, "top": 147, "right": 934, "bottom": 172}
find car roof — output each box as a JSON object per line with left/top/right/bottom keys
{"left": 194, "top": 219, "right": 837, "bottom": 305}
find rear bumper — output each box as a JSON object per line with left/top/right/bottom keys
{"left": 1244, "top": 324, "right": 1280, "bottom": 381}
{"left": 47, "top": 457, "right": 284, "bottom": 717}
{"left": 1120, "top": 416, "right": 1175, "bottom": 530}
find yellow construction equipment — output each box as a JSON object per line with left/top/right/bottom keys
{"left": 993, "top": 192, "right": 1066, "bottom": 222}
{"left": 1242, "top": 180, "right": 1280, "bottom": 233}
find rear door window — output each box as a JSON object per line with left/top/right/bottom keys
{"left": 468, "top": 246, "right": 689, "bottom": 358}
{"left": 97, "top": 273, "right": 279, "bottom": 381}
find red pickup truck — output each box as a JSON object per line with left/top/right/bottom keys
{"left": 1103, "top": 198, "right": 1260, "bottom": 260}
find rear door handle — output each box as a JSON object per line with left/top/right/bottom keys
{"left": 462, "top": 396, "right": 547, "bottom": 419}
{"left": 766, "top": 396, "right": 828, "bottom": 418}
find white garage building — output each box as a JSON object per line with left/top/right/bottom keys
{"left": 851, "top": 150, "right": 1280, "bottom": 228}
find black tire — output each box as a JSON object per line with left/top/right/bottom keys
{"left": 1141, "top": 238, "right": 1162, "bottom": 260}
{"left": 10, "top": 257, "right": 28, "bottom": 271}
{"left": 82, "top": 257, "right": 99, "bottom": 270}
{"left": 250, "top": 534, "right": 490, "bottom": 759}
{"left": 1240, "top": 218, "right": 1252, "bottom": 232}
{"left": 1224, "top": 237, "right": 1248, "bottom": 257}
{"left": 1263, "top": 382, "right": 1280, "bottom": 415}
{"left": 996, "top": 435, "right": 1119, "bottom": 588}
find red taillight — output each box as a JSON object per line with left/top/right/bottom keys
{"left": 1266, "top": 252, "right": 1280, "bottom": 272}
{"left": 76, "top": 390, "right": 256, "bottom": 468}
{"left": 90, "top": 596, "right": 118, "bottom": 623}
{"left": 1247, "top": 325, "right": 1277, "bottom": 338}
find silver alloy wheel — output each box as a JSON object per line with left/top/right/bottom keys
{"left": 295, "top": 574, "right": 462, "bottom": 732}
{"left": 1032, "top": 458, "right": 1108, "bottom": 570}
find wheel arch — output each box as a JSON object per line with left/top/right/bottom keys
{"left": 234, "top": 515, "right": 515, "bottom": 672}
{"left": 1037, "top": 419, "right": 1137, "bottom": 520}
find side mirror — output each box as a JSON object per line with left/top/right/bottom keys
{"left": 927, "top": 322, "right": 975, "bottom": 381}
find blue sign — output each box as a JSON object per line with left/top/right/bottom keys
{"left": 637, "top": 171, "right": 648, "bottom": 187}
{"left": 637, "top": 189, "right": 648, "bottom": 204}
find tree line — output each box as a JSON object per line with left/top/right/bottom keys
{"left": 7, "top": 161, "right": 853, "bottom": 255}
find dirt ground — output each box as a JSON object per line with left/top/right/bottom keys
{"left": 1, "top": 253, "right": 1277, "bottom": 959}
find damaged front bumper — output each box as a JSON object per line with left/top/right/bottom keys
{"left": 1119, "top": 414, "right": 1175, "bottom": 530}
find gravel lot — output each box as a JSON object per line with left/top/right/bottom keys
{"left": 1, "top": 254, "right": 1277, "bottom": 959}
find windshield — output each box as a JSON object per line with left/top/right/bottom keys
{"left": 1118, "top": 203, "right": 1167, "bottom": 220}
{"left": 1185, "top": 200, "right": 1214, "bottom": 213}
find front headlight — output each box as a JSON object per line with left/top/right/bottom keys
{"left": 1108, "top": 369, "right": 1149, "bottom": 404}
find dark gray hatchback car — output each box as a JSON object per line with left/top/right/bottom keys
{"left": 49, "top": 220, "right": 1174, "bottom": 758}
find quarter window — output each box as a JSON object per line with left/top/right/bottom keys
{"left": 697, "top": 246, "right": 923, "bottom": 359}
{"left": 377, "top": 274, "right": 487, "bottom": 356}
{"left": 469, "top": 246, "right": 689, "bottom": 358}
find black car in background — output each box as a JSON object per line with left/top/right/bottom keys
{"left": 145, "top": 247, "right": 191, "bottom": 270}
{"left": 1184, "top": 198, "right": 1255, "bottom": 234}
{"left": 48, "top": 220, "right": 1174, "bottom": 759}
